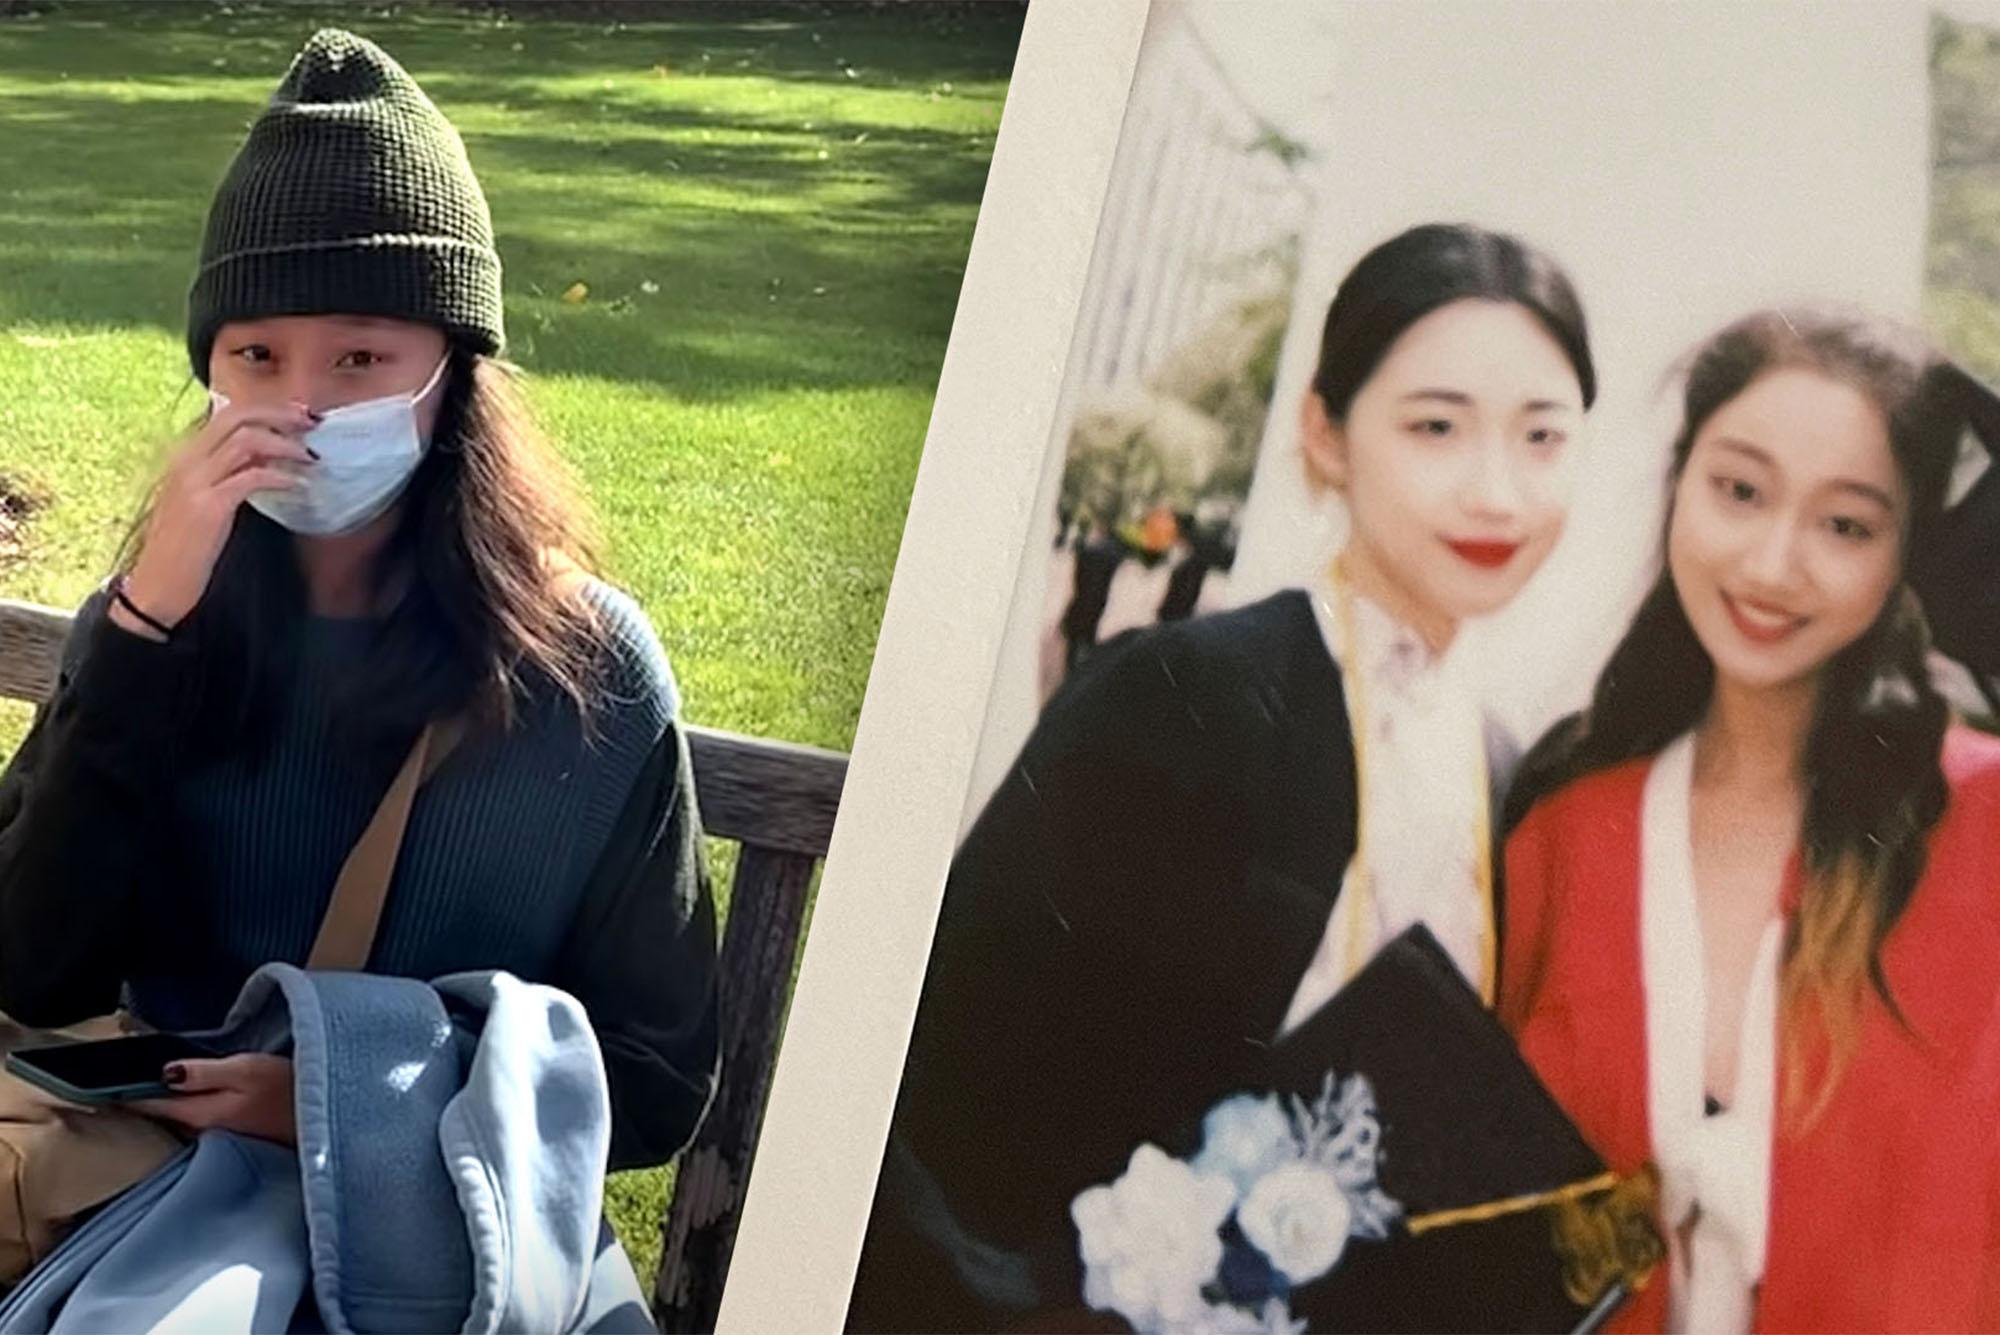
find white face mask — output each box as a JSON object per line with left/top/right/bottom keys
{"left": 210, "top": 356, "right": 449, "bottom": 537}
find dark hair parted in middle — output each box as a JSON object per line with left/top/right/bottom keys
{"left": 1310, "top": 222, "right": 1598, "bottom": 419}
{"left": 1504, "top": 307, "right": 1965, "bottom": 1123}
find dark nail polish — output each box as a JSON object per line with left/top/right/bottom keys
{"left": 162, "top": 1063, "right": 187, "bottom": 1088}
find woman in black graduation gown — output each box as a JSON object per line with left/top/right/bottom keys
{"left": 848, "top": 223, "right": 1599, "bottom": 1333}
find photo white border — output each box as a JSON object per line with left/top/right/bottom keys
{"left": 716, "top": 2, "right": 1154, "bottom": 1328}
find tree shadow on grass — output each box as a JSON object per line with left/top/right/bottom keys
{"left": 0, "top": 3, "right": 1014, "bottom": 400}
{"left": 0, "top": 3, "right": 1023, "bottom": 98}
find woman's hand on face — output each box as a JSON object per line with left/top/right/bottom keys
{"left": 131, "top": 1053, "right": 297, "bottom": 1148}
{"left": 112, "top": 404, "right": 318, "bottom": 639}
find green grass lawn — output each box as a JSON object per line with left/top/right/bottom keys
{"left": 0, "top": 0, "right": 1020, "bottom": 1289}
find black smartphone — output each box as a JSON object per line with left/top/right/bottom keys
{"left": 5, "top": 1032, "right": 221, "bottom": 1105}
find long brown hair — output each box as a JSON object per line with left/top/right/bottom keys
{"left": 120, "top": 345, "right": 608, "bottom": 778}
{"left": 1504, "top": 309, "right": 1961, "bottom": 1127}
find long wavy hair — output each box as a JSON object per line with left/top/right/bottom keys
{"left": 1503, "top": 309, "right": 1962, "bottom": 1127}
{"left": 118, "top": 345, "right": 608, "bottom": 780}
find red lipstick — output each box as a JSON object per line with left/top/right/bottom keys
{"left": 1723, "top": 593, "right": 1804, "bottom": 646}
{"left": 1446, "top": 539, "right": 1521, "bottom": 569}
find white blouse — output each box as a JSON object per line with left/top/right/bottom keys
{"left": 1641, "top": 734, "right": 1780, "bottom": 1335}
{"left": 1279, "top": 585, "right": 1491, "bottom": 1037}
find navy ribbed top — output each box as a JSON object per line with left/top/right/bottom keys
{"left": 83, "top": 581, "right": 676, "bottom": 1031}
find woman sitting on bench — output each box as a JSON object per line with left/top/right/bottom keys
{"left": 0, "top": 28, "right": 718, "bottom": 1328}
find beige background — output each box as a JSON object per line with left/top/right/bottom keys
{"left": 722, "top": 3, "right": 1941, "bottom": 1330}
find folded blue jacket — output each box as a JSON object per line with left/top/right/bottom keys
{"left": 0, "top": 963, "right": 656, "bottom": 1334}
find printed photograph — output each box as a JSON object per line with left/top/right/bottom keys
{"left": 846, "top": 2, "right": 2000, "bottom": 1333}
{"left": 0, "top": 2, "right": 1020, "bottom": 1332}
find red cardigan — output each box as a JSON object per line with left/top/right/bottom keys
{"left": 1500, "top": 726, "right": 2000, "bottom": 1333}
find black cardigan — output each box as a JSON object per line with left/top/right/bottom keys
{"left": 850, "top": 590, "right": 1361, "bottom": 1332}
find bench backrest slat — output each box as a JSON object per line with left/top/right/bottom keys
{"left": 0, "top": 597, "right": 849, "bottom": 853}
{"left": 0, "top": 600, "right": 71, "bottom": 707}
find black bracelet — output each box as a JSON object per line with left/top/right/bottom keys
{"left": 109, "top": 575, "right": 176, "bottom": 642}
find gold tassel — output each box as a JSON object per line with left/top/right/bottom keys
{"left": 1548, "top": 1164, "right": 1666, "bottom": 1308}
{"left": 1403, "top": 1171, "right": 1618, "bottom": 1234}
{"left": 1399, "top": 1166, "right": 1665, "bottom": 1309}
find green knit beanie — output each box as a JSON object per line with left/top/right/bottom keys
{"left": 186, "top": 28, "right": 504, "bottom": 381}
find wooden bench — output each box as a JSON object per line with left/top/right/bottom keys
{"left": 0, "top": 595, "right": 844, "bottom": 1334}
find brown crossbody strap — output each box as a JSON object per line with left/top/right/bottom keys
{"left": 305, "top": 717, "right": 467, "bottom": 972}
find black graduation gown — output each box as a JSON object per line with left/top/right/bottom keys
{"left": 848, "top": 590, "right": 1361, "bottom": 1332}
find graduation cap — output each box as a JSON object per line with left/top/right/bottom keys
{"left": 1909, "top": 361, "right": 2000, "bottom": 716}
{"left": 1138, "top": 927, "right": 1660, "bottom": 1334}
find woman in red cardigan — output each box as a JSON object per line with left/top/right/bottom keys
{"left": 1499, "top": 308, "right": 2000, "bottom": 1334}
